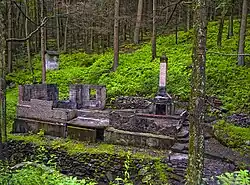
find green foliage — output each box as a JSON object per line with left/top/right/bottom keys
{"left": 216, "top": 170, "right": 250, "bottom": 185}
{"left": 213, "top": 120, "right": 250, "bottom": 150}
{"left": 0, "top": 164, "right": 96, "bottom": 185}
{"left": 6, "top": 19, "right": 250, "bottom": 112}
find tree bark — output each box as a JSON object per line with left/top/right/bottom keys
{"left": 7, "top": 1, "right": 12, "bottom": 73}
{"left": 40, "top": 0, "right": 46, "bottom": 83}
{"left": 217, "top": 14, "right": 225, "bottom": 47}
{"left": 25, "top": 0, "right": 35, "bottom": 83}
{"left": 186, "top": 0, "right": 207, "bottom": 184}
{"left": 227, "top": 0, "right": 234, "bottom": 39}
{"left": 0, "top": 1, "right": 7, "bottom": 151}
{"left": 151, "top": 0, "right": 156, "bottom": 60}
{"left": 134, "top": 0, "right": 143, "bottom": 44}
{"left": 55, "top": 0, "right": 60, "bottom": 52}
{"left": 113, "top": 0, "right": 119, "bottom": 71}
{"left": 238, "top": 0, "right": 248, "bottom": 66}
{"left": 63, "top": 4, "right": 69, "bottom": 52}
{"left": 186, "top": 4, "right": 190, "bottom": 31}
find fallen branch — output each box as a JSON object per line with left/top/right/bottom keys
{"left": 6, "top": 17, "right": 48, "bottom": 42}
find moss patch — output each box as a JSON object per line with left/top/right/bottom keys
{"left": 8, "top": 133, "right": 167, "bottom": 160}
{"left": 213, "top": 120, "right": 250, "bottom": 151}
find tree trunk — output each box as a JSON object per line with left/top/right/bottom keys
{"left": 25, "top": 0, "right": 34, "bottom": 83}
{"left": 134, "top": 0, "right": 143, "bottom": 44}
{"left": 186, "top": 0, "right": 207, "bottom": 184}
{"left": 217, "top": 14, "right": 225, "bottom": 47}
{"left": 151, "top": 0, "right": 156, "bottom": 60}
{"left": 227, "top": 0, "right": 234, "bottom": 39}
{"left": 113, "top": 0, "right": 119, "bottom": 71}
{"left": 40, "top": 0, "right": 46, "bottom": 83}
{"left": 186, "top": 4, "right": 190, "bottom": 31}
{"left": 0, "top": 0, "right": 7, "bottom": 150}
{"left": 238, "top": 0, "right": 248, "bottom": 66}
{"left": 55, "top": 0, "right": 60, "bottom": 52}
{"left": 7, "top": 1, "right": 12, "bottom": 73}
{"left": 63, "top": 5, "right": 69, "bottom": 52}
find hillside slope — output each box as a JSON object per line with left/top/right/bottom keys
{"left": 7, "top": 20, "right": 250, "bottom": 115}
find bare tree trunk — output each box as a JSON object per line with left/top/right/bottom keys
{"left": 227, "top": 0, "right": 234, "bottom": 39}
{"left": 134, "top": 0, "right": 143, "bottom": 44}
{"left": 7, "top": 1, "right": 12, "bottom": 73}
{"left": 55, "top": 0, "right": 60, "bottom": 52}
{"left": 63, "top": 5, "right": 69, "bottom": 52}
{"left": 151, "top": 0, "right": 156, "bottom": 60}
{"left": 238, "top": 0, "right": 248, "bottom": 66}
{"left": 113, "top": 0, "right": 119, "bottom": 71}
{"left": 40, "top": 0, "right": 46, "bottom": 83}
{"left": 217, "top": 14, "right": 225, "bottom": 47}
{"left": 0, "top": 1, "right": 7, "bottom": 149}
{"left": 25, "top": 0, "right": 34, "bottom": 83}
{"left": 186, "top": 4, "right": 190, "bottom": 31}
{"left": 186, "top": 0, "right": 207, "bottom": 184}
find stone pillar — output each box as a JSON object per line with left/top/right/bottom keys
{"left": 157, "top": 54, "right": 168, "bottom": 97}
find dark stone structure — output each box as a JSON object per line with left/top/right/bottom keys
{"left": 13, "top": 83, "right": 186, "bottom": 149}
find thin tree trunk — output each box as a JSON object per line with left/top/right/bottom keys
{"left": 151, "top": 0, "right": 156, "bottom": 60}
{"left": 25, "top": 0, "right": 34, "bottom": 83}
{"left": 186, "top": 4, "right": 190, "bottom": 31}
{"left": 113, "top": 0, "right": 119, "bottom": 71}
{"left": 134, "top": 0, "right": 143, "bottom": 44}
{"left": 227, "top": 0, "right": 234, "bottom": 39}
{"left": 55, "top": 0, "right": 60, "bottom": 52}
{"left": 186, "top": 0, "right": 207, "bottom": 184}
{"left": 238, "top": 0, "right": 248, "bottom": 66}
{"left": 217, "top": 14, "right": 225, "bottom": 47}
{"left": 7, "top": 1, "right": 12, "bottom": 73}
{"left": 0, "top": 0, "right": 7, "bottom": 147}
{"left": 40, "top": 0, "right": 46, "bottom": 83}
{"left": 63, "top": 5, "right": 69, "bottom": 52}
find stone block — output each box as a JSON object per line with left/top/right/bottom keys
{"left": 13, "top": 118, "right": 66, "bottom": 137}
{"left": 104, "top": 127, "right": 175, "bottom": 149}
{"left": 67, "top": 126, "right": 96, "bottom": 142}
{"left": 19, "top": 84, "right": 58, "bottom": 103}
{"left": 69, "top": 116, "right": 109, "bottom": 129}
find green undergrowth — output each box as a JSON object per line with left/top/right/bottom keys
{"left": 8, "top": 132, "right": 166, "bottom": 160}
{"left": 214, "top": 120, "right": 250, "bottom": 152}
{"left": 6, "top": 19, "right": 250, "bottom": 113}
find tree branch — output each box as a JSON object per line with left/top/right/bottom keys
{"left": 6, "top": 17, "right": 48, "bottom": 42}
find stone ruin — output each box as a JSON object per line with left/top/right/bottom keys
{"left": 13, "top": 82, "right": 188, "bottom": 149}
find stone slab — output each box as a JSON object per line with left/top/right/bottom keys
{"left": 13, "top": 118, "right": 66, "bottom": 137}
{"left": 68, "top": 117, "right": 109, "bottom": 129}
{"left": 77, "top": 109, "right": 110, "bottom": 119}
{"left": 17, "top": 99, "right": 77, "bottom": 123}
{"left": 67, "top": 126, "right": 96, "bottom": 142}
{"left": 104, "top": 127, "right": 175, "bottom": 149}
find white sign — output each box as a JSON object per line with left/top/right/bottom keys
{"left": 159, "top": 63, "right": 166, "bottom": 87}
{"left": 45, "top": 55, "right": 59, "bottom": 70}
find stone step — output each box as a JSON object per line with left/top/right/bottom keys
{"left": 104, "top": 127, "right": 175, "bottom": 149}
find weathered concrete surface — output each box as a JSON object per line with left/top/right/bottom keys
{"left": 17, "top": 99, "right": 77, "bottom": 123}
{"left": 104, "top": 127, "right": 175, "bottom": 149}
{"left": 69, "top": 117, "right": 109, "bottom": 129}
{"left": 77, "top": 109, "right": 110, "bottom": 119}
{"left": 67, "top": 126, "right": 96, "bottom": 142}
{"left": 69, "top": 84, "right": 106, "bottom": 110}
{"left": 13, "top": 118, "right": 66, "bottom": 137}
{"left": 109, "top": 110, "right": 182, "bottom": 136}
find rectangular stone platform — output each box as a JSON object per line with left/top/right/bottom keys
{"left": 14, "top": 118, "right": 66, "bottom": 137}
{"left": 104, "top": 127, "right": 175, "bottom": 149}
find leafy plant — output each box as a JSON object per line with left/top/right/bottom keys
{"left": 216, "top": 170, "right": 250, "bottom": 185}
